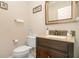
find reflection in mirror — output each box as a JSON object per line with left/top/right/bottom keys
{"left": 48, "top": 1, "right": 71, "bottom": 21}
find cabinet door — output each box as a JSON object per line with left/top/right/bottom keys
{"left": 48, "top": 49, "right": 68, "bottom": 58}
{"left": 36, "top": 46, "right": 68, "bottom": 58}
{"left": 36, "top": 46, "right": 50, "bottom": 58}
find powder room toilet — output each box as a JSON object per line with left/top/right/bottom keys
{"left": 11, "top": 36, "right": 36, "bottom": 58}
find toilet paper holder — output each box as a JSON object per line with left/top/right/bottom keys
{"left": 13, "top": 39, "right": 19, "bottom": 44}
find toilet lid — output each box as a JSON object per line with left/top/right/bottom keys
{"left": 13, "top": 45, "right": 32, "bottom": 53}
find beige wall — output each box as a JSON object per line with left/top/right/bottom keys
{"left": 28, "top": 1, "right": 46, "bottom": 35}
{"left": 28, "top": 1, "right": 79, "bottom": 57}
{"left": 0, "top": 1, "right": 29, "bottom": 57}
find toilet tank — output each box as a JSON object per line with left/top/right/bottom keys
{"left": 26, "top": 36, "right": 36, "bottom": 47}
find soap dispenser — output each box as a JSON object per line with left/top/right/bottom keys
{"left": 67, "top": 30, "right": 72, "bottom": 39}
{"left": 46, "top": 27, "right": 49, "bottom": 35}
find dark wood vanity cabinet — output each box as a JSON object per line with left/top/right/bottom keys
{"left": 36, "top": 37, "right": 74, "bottom": 58}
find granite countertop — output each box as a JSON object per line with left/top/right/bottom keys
{"left": 36, "top": 34, "right": 75, "bottom": 43}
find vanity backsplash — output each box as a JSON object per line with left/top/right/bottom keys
{"left": 49, "top": 30, "right": 75, "bottom": 36}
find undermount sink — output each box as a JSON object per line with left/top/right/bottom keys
{"left": 45, "top": 35, "right": 67, "bottom": 39}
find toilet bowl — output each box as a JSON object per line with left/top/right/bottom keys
{"left": 11, "top": 35, "right": 36, "bottom": 58}
{"left": 12, "top": 45, "right": 32, "bottom": 58}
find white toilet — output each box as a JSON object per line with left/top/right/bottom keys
{"left": 12, "top": 36, "right": 36, "bottom": 58}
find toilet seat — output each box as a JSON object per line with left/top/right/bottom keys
{"left": 13, "top": 45, "right": 32, "bottom": 54}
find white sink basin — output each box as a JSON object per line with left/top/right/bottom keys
{"left": 45, "top": 35, "right": 67, "bottom": 39}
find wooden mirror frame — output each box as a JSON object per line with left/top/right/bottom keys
{"left": 45, "top": 1, "right": 77, "bottom": 25}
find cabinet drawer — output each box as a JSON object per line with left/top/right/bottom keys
{"left": 37, "top": 37, "right": 70, "bottom": 52}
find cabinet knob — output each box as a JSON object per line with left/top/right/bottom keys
{"left": 48, "top": 56, "right": 50, "bottom": 58}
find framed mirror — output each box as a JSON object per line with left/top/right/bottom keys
{"left": 45, "top": 1, "right": 77, "bottom": 25}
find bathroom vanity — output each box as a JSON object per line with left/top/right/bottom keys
{"left": 36, "top": 30, "right": 75, "bottom": 58}
{"left": 36, "top": 36, "right": 74, "bottom": 58}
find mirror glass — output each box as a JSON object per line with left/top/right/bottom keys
{"left": 45, "top": 1, "right": 77, "bottom": 24}
{"left": 48, "top": 1, "right": 71, "bottom": 21}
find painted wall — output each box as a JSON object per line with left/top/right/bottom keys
{"left": 28, "top": 1, "right": 46, "bottom": 36}
{"left": 28, "top": 1, "right": 79, "bottom": 57}
{"left": 0, "top": 1, "right": 29, "bottom": 57}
